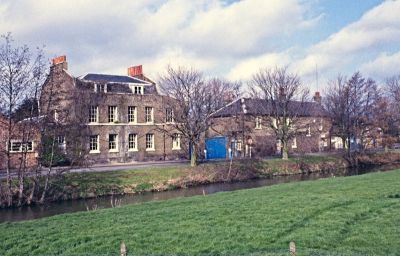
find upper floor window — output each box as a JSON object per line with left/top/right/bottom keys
{"left": 109, "top": 134, "right": 118, "bottom": 152}
{"left": 89, "top": 106, "right": 98, "bottom": 123}
{"left": 307, "top": 125, "right": 311, "bottom": 136}
{"left": 54, "top": 110, "right": 59, "bottom": 122}
{"left": 146, "top": 133, "right": 154, "bottom": 150}
{"left": 166, "top": 108, "right": 174, "bottom": 123}
{"left": 145, "top": 107, "right": 153, "bottom": 123}
{"left": 128, "top": 133, "right": 138, "bottom": 151}
{"left": 9, "top": 141, "right": 33, "bottom": 153}
{"left": 89, "top": 135, "right": 99, "bottom": 153}
{"left": 108, "top": 106, "right": 117, "bottom": 123}
{"left": 255, "top": 116, "right": 262, "bottom": 129}
{"left": 128, "top": 106, "right": 137, "bottom": 123}
{"left": 134, "top": 86, "right": 143, "bottom": 95}
{"left": 172, "top": 134, "right": 181, "bottom": 150}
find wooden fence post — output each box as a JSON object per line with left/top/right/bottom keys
{"left": 120, "top": 242, "right": 127, "bottom": 256}
{"left": 289, "top": 241, "right": 296, "bottom": 256}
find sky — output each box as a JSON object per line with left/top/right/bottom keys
{"left": 1, "top": 0, "right": 399, "bottom": 92}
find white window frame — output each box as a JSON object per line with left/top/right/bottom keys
{"left": 236, "top": 140, "right": 242, "bottom": 151}
{"left": 108, "top": 106, "right": 118, "bottom": 123}
{"left": 56, "top": 136, "right": 66, "bottom": 152}
{"left": 89, "top": 135, "right": 99, "bottom": 153}
{"left": 9, "top": 140, "right": 33, "bottom": 153}
{"left": 292, "top": 137, "right": 297, "bottom": 149}
{"left": 54, "top": 110, "right": 59, "bottom": 122}
{"left": 172, "top": 133, "right": 181, "bottom": 150}
{"left": 145, "top": 107, "right": 153, "bottom": 123}
{"left": 145, "top": 133, "right": 155, "bottom": 151}
{"left": 108, "top": 134, "right": 118, "bottom": 152}
{"left": 166, "top": 108, "right": 174, "bottom": 123}
{"left": 89, "top": 106, "right": 98, "bottom": 123}
{"left": 128, "top": 106, "right": 137, "bottom": 123}
{"left": 128, "top": 133, "right": 138, "bottom": 151}
{"left": 255, "top": 116, "right": 262, "bottom": 129}
{"left": 134, "top": 86, "right": 143, "bottom": 95}
{"left": 306, "top": 125, "right": 311, "bottom": 137}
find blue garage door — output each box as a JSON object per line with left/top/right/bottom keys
{"left": 206, "top": 137, "right": 226, "bottom": 159}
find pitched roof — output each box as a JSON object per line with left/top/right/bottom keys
{"left": 82, "top": 74, "right": 149, "bottom": 84}
{"left": 212, "top": 98, "right": 326, "bottom": 118}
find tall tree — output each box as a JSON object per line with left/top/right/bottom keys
{"left": 249, "top": 67, "right": 309, "bottom": 160}
{"left": 159, "top": 66, "right": 239, "bottom": 166}
{"left": 324, "top": 72, "right": 381, "bottom": 156}
{"left": 0, "top": 33, "right": 46, "bottom": 206}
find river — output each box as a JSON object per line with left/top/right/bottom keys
{"left": 0, "top": 164, "right": 397, "bottom": 223}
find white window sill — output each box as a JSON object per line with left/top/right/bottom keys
{"left": 145, "top": 148, "right": 155, "bottom": 152}
{"left": 128, "top": 149, "right": 138, "bottom": 152}
{"left": 306, "top": 134, "right": 311, "bottom": 137}
{"left": 255, "top": 127, "right": 262, "bottom": 130}
{"left": 172, "top": 147, "right": 181, "bottom": 151}
{"left": 89, "top": 150, "right": 100, "bottom": 154}
{"left": 128, "top": 122, "right": 137, "bottom": 124}
{"left": 9, "top": 151, "right": 34, "bottom": 154}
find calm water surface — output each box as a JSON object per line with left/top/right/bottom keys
{"left": 0, "top": 165, "right": 397, "bottom": 223}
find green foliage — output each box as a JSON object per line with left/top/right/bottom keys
{"left": 1, "top": 170, "right": 400, "bottom": 255}
{"left": 39, "top": 135, "right": 69, "bottom": 167}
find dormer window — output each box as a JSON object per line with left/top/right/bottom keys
{"left": 134, "top": 86, "right": 143, "bottom": 95}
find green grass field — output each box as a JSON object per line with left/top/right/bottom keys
{"left": 1, "top": 169, "right": 400, "bottom": 255}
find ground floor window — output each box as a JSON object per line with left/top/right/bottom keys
{"left": 146, "top": 133, "right": 154, "bottom": 150}
{"left": 292, "top": 137, "right": 297, "bottom": 149}
{"left": 89, "top": 135, "right": 99, "bottom": 152}
{"left": 9, "top": 141, "right": 33, "bottom": 152}
{"left": 128, "top": 133, "right": 138, "bottom": 151}
{"left": 172, "top": 134, "right": 181, "bottom": 150}
{"left": 109, "top": 134, "right": 118, "bottom": 151}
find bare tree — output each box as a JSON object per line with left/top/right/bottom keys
{"left": 249, "top": 67, "right": 309, "bottom": 160}
{"left": 324, "top": 72, "right": 381, "bottom": 157}
{"left": 0, "top": 33, "right": 46, "bottom": 207}
{"left": 159, "top": 66, "right": 239, "bottom": 166}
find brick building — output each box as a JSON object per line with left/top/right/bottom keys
{"left": 206, "top": 96, "right": 332, "bottom": 159}
{"left": 39, "top": 56, "right": 186, "bottom": 164}
{"left": 0, "top": 114, "right": 39, "bottom": 170}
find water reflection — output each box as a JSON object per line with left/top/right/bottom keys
{"left": 0, "top": 164, "right": 397, "bottom": 222}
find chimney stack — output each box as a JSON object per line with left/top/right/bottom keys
{"left": 51, "top": 55, "right": 68, "bottom": 70}
{"left": 128, "top": 65, "right": 143, "bottom": 78}
{"left": 313, "top": 91, "right": 321, "bottom": 104}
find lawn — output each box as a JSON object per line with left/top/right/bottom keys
{"left": 1, "top": 169, "right": 399, "bottom": 255}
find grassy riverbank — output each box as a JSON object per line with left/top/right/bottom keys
{"left": 1, "top": 169, "right": 400, "bottom": 255}
{"left": 46, "top": 155, "right": 344, "bottom": 201}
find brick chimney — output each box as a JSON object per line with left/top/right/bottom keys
{"left": 313, "top": 91, "right": 322, "bottom": 104}
{"left": 128, "top": 65, "right": 143, "bottom": 78}
{"left": 51, "top": 55, "right": 68, "bottom": 70}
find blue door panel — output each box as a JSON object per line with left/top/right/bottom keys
{"left": 206, "top": 137, "right": 226, "bottom": 159}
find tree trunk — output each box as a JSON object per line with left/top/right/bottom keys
{"left": 190, "top": 143, "right": 197, "bottom": 167}
{"left": 282, "top": 140, "right": 289, "bottom": 160}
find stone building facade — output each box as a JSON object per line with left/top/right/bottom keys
{"left": 40, "top": 56, "right": 186, "bottom": 164}
{"left": 207, "top": 97, "right": 332, "bottom": 159}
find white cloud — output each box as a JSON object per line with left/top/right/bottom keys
{"left": 360, "top": 51, "right": 400, "bottom": 79}
{"left": 0, "top": 0, "right": 318, "bottom": 78}
{"left": 226, "top": 52, "right": 292, "bottom": 81}
{"left": 295, "top": 0, "right": 400, "bottom": 78}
